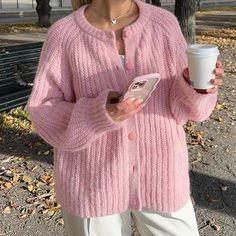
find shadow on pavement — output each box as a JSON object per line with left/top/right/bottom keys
{"left": 190, "top": 170, "right": 236, "bottom": 218}
{"left": 0, "top": 127, "right": 53, "bottom": 165}
{"left": 0, "top": 127, "right": 235, "bottom": 218}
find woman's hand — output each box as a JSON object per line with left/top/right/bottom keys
{"left": 106, "top": 91, "right": 145, "bottom": 122}
{"left": 183, "top": 60, "right": 224, "bottom": 94}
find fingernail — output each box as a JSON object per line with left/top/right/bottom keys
{"left": 137, "top": 98, "right": 143, "bottom": 103}
{"left": 130, "top": 97, "right": 136, "bottom": 102}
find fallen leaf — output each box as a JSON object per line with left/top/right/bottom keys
{"left": 2, "top": 206, "right": 11, "bottom": 214}
{"left": 207, "top": 219, "right": 221, "bottom": 231}
{"left": 9, "top": 201, "right": 18, "bottom": 208}
{"left": 39, "top": 175, "right": 52, "bottom": 184}
{"left": 212, "top": 224, "right": 221, "bottom": 231}
{"left": 21, "top": 175, "right": 32, "bottom": 184}
{"left": 36, "top": 181, "right": 44, "bottom": 187}
{"left": 47, "top": 206, "right": 61, "bottom": 212}
{"left": 57, "top": 217, "right": 64, "bottom": 225}
{"left": 12, "top": 174, "right": 20, "bottom": 184}
{"left": 32, "top": 166, "right": 37, "bottom": 171}
{"left": 38, "top": 193, "right": 53, "bottom": 199}
{"left": 214, "top": 117, "right": 223, "bottom": 122}
{"left": 221, "top": 186, "right": 228, "bottom": 191}
{"left": 43, "top": 150, "right": 50, "bottom": 155}
{"left": 206, "top": 194, "right": 219, "bottom": 202}
{"left": 216, "top": 103, "right": 223, "bottom": 110}
{"left": 3, "top": 182, "right": 12, "bottom": 189}
{"left": 42, "top": 209, "right": 48, "bottom": 214}
{"left": 27, "top": 184, "right": 34, "bottom": 192}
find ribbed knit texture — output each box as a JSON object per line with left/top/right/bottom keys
{"left": 26, "top": 0, "right": 218, "bottom": 217}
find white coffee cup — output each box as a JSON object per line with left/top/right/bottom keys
{"left": 186, "top": 44, "right": 219, "bottom": 89}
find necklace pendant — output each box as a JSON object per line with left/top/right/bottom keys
{"left": 111, "top": 19, "right": 117, "bottom": 25}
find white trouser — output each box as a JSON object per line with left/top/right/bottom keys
{"left": 62, "top": 196, "right": 200, "bottom": 236}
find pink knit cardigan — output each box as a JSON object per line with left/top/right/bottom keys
{"left": 26, "top": 0, "right": 218, "bottom": 217}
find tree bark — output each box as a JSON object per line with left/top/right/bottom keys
{"left": 196, "top": 0, "right": 201, "bottom": 11}
{"left": 36, "top": 0, "right": 52, "bottom": 27}
{"left": 175, "top": 0, "right": 196, "bottom": 44}
{"left": 152, "top": 0, "right": 161, "bottom": 7}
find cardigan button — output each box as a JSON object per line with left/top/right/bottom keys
{"left": 107, "top": 32, "right": 114, "bottom": 38}
{"left": 126, "top": 62, "right": 133, "bottom": 70}
{"left": 124, "top": 30, "right": 132, "bottom": 38}
{"left": 128, "top": 132, "right": 137, "bottom": 140}
{"left": 133, "top": 165, "right": 138, "bottom": 172}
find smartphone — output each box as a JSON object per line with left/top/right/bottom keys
{"left": 120, "top": 73, "right": 161, "bottom": 103}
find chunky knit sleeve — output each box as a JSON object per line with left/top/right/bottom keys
{"left": 169, "top": 16, "right": 218, "bottom": 125}
{"left": 26, "top": 26, "right": 124, "bottom": 152}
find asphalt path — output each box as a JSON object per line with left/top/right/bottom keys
{"left": 0, "top": 1, "right": 236, "bottom": 25}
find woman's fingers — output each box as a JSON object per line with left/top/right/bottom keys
{"left": 109, "top": 97, "right": 144, "bottom": 122}
{"left": 214, "top": 67, "right": 224, "bottom": 76}
{"left": 215, "top": 60, "right": 224, "bottom": 77}
{"left": 211, "top": 78, "right": 223, "bottom": 86}
{"left": 121, "top": 102, "right": 144, "bottom": 120}
{"left": 183, "top": 68, "right": 189, "bottom": 79}
{"left": 118, "top": 98, "right": 143, "bottom": 114}
{"left": 207, "top": 85, "right": 218, "bottom": 94}
{"left": 216, "top": 60, "right": 222, "bottom": 68}
{"left": 206, "top": 78, "right": 222, "bottom": 94}
{"left": 117, "top": 97, "right": 136, "bottom": 111}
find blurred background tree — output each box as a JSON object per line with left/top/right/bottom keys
{"left": 36, "top": 0, "right": 52, "bottom": 27}
{"left": 174, "top": 0, "right": 196, "bottom": 43}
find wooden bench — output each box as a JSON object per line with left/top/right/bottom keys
{"left": 0, "top": 42, "right": 43, "bottom": 112}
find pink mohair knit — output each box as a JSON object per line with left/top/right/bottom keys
{"left": 26, "top": 0, "right": 218, "bottom": 217}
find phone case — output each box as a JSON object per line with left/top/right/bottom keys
{"left": 120, "top": 73, "right": 161, "bottom": 103}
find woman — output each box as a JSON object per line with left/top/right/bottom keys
{"left": 26, "top": 0, "right": 223, "bottom": 235}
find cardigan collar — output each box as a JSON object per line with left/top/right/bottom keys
{"left": 73, "top": 0, "right": 150, "bottom": 41}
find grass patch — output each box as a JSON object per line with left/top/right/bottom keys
{"left": 0, "top": 106, "right": 32, "bottom": 131}
{"left": 0, "top": 23, "right": 48, "bottom": 34}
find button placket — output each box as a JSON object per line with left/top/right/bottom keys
{"left": 126, "top": 115, "right": 141, "bottom": 209}
{"left": 122, "top": 29, "right": 135, "bottom": 78}
{"left": 123, "top": 29, "right": 132, "bottom": 38}
{"left": 128, "top": 132, "right": 137, "bottom": 140}
{"left": 125, "top": 62, "right": 134, "bottom": 71}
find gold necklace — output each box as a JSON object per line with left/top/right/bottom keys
{"left": 89, "top": 1, "right": 133, "bottom": 25}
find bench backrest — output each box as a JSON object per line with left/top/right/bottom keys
{"left": 0, "top": 42, "right": 43, "bottom": 112}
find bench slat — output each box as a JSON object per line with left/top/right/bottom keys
{"left": 0, "top": 89, "right": 32, "bottom": 112}
{"left": 0, "top": 42, "right": 42, "bottom": 112}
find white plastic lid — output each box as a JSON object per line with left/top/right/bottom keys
{"left": 186, "top": 44, "right": 219, "bottom": 55}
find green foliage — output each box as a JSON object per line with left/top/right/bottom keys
{"left": 0, "top": 106, "right": 32, "bottom": 130}
{"left": 11, "top": 106, "right": 30, "bottom": 120}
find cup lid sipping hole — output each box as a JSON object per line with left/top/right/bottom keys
{"left": 186, "top": 44, "right": 219, "bottom": 55}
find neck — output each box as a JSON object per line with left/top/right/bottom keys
{"left": 90, "top": 0, "right": 133, "bottom": 20}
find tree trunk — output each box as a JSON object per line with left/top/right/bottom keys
{"left": 152, "top": 0, "right": 161, "bottom": 7}
{"left": 196, "top": 0, "right": 201, "bottom": 11}
{"left": 175, "top": 0, "right": 196, "bottom": 44}
{"left": 36, "top": 0, "right": 52, "bottom": 27}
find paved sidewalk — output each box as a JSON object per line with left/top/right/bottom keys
{"left": 0, "top": 10, "right": 235, "bottom": 46}
{"left": 0, "top": 8, "right": 72, "bottom": 24}
{"left": 0, "top": 5, "right": 235, "bottom": 236}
